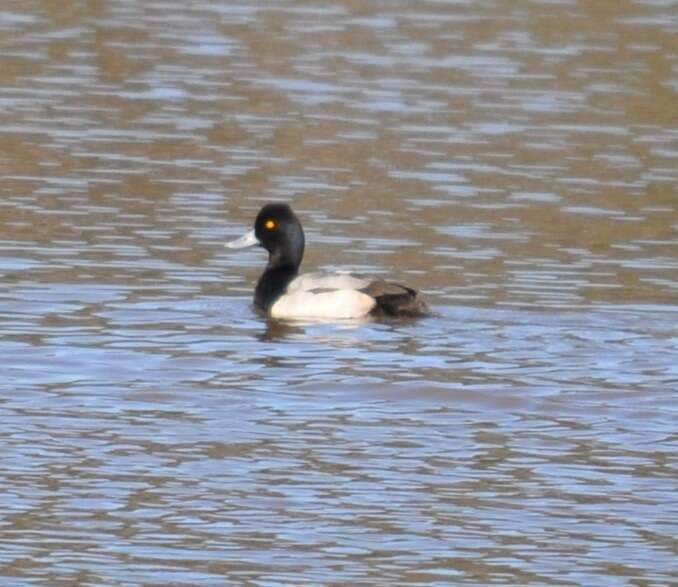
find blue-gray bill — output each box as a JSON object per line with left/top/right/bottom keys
{"left": 225, "top": 229, "right": 259, "bottom": 249}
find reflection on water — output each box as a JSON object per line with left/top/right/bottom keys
{"left": 1, "top": 0, "right": 677, "bottom": 585}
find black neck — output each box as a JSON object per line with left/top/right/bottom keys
{"left": 254, "top": 265, "right": 298, "bottom": 311}
{"left": 253, "top": 220, "right": 304, "bottom": 311}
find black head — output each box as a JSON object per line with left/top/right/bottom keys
{"left": 254, "top": 203, "right": 305, "bottom": 270}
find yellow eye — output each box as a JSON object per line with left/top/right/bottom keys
{"left": 264, "top": 219, "right": 276, "bottom": 230}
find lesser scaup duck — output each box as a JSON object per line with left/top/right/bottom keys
{"left": 226, "top": 203, "right": 429, "bottom": 319}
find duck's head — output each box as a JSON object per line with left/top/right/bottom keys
{"left": 226, "top": 203, "right": 305, "bottom": 270}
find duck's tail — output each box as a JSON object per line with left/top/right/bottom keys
{"left": 361, "top": 280, "right": 430, "bottom": 318}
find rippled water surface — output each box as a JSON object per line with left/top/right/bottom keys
{"left": 1, "top": 1, "right": 677, "bottom": 585}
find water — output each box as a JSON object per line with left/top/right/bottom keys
{"left": 1, "top": 1, "right": 677, "bottom": 585}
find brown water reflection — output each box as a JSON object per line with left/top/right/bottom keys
{"left": 1, "top": 0, "right": 677, "bottom": 585}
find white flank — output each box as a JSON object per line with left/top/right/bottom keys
{"left": 271, "top": 288, "right": 376, "bottom": 319}
{"left": 286, "top": 272, "right": 370, "bottom": 293}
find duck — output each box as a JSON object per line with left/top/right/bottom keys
{"left": 226, "top": 203, "right": 429, "bottom": 319}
